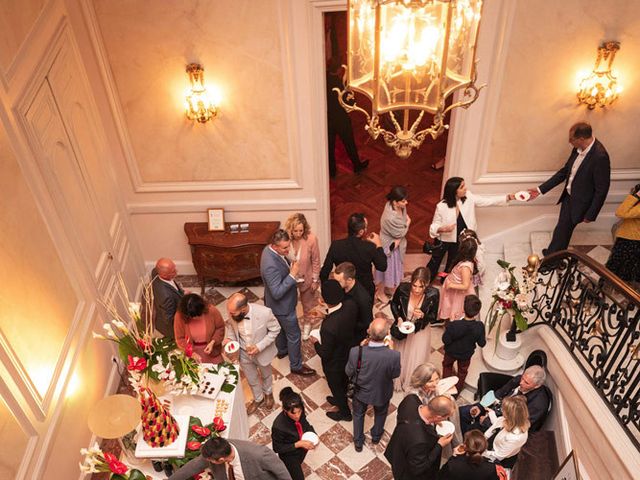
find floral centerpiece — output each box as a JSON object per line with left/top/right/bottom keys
{"left": 93, "top": 276, "right": 202, "bottom": 393}
{"left": 79, "top": 444, "right": 147, "bottom": 479}
{"left": 207, "top": 362, "right": 239, "bottom": 393}
{"left": 485, "top": 259, "right": 537, "bottom": 342}
{"left": 167, "top": 415, "right": 227, "bottom": 472}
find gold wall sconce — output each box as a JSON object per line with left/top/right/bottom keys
{"left": 184, "top": 63, "right": 220, "bottom": 123}
{"left": 577, "top": 41, "right": 622, "bottom": 109}
{"left": 337, "top": 0, "right": 485, "bottom": 158}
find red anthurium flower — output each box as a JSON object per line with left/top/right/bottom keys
{"left": 103, "top": 452, "right": 128, "bottom": 475}
{"left": 212, "top": 416, "right": 226, "bottom": 432}
{"left": 187, "top": 441, "right": 202, "bottom": 451}
{"left": 103, "top": 452, "right": 118, "bottom": 463}
{"left": 191, "top": 425, "right": 211, "bottom": 437}
{"left": 185, "top": 340, "right": 193, "bottom": 358}
{"left": 127, "top": 355, "right": 147, "bottom": 371}
{"left": 136, "top": 338, "right": 150, "bottom": 350}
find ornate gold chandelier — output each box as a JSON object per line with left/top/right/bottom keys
{"left": 577, "top": 41, "right": 622, "bottom": 109}
{"left": 337, "top": 0, "right": 485, "bottom": 158}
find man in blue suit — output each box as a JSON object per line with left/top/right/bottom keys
{"left": 260, "top": 229, "right": 316, "bottom": 376}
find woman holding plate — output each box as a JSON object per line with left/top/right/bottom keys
{"left": 390, "top": 267, "right": 439, "bottom": 391}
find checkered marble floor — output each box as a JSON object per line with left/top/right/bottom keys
{"left": 177, "top": 272, "right": 451, "bottom": 480}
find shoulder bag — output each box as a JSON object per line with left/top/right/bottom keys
{"left": 346, "top": 346, "right": 363, "bottom": 398}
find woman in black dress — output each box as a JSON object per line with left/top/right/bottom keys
{"left": 438, "top": 429, "right": 503, "bottom": 480}
{"left": 271, "top": 387, "right": 316, "bottom": 480}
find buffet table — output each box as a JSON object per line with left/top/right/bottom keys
{"left": 129, "top": 363, "right": 248, "bottom": 478}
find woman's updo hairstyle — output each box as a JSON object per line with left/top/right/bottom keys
{"left": 463, "top": 429, "right": 488, "bottom": 465}
{"left": 279, "top": 387, "right": 304, "bottom": 413}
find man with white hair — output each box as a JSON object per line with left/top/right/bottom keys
{"left": 460, "top": 365, "right": 550, "bottom": 433}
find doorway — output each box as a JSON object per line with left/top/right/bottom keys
{"left": 324, "top": 11, "right": 447, "bottom": 253}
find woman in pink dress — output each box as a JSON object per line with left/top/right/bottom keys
{"left": 174, "top": 293, "right": 226, "bottom": 363}
{"left": 438, "top": 239, "right": 478, "bottom": 322}
{"left": 284, "top": 213, "right": 321, "bottom": 340}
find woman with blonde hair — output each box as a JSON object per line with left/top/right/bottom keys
{"left": 483, "top": 395, "right": 530, "bottom": 467}
{"left": 284, "top": 213, "right": 321, "bottom": 340}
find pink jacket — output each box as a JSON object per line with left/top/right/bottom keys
{"left": 290, "top": 233, "right": 321, "bottom": 292}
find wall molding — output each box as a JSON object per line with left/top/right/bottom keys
{"left": 128, "top": 196, "right": 318, "bottom": 215}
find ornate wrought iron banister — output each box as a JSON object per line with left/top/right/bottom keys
{"left": 527, "top": 248, "right": 640, "bottom": 449}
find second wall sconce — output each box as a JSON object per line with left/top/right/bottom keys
{"left": 577, "top": 41, "right": 622, "bottom": 109}
{"left": 185, "top": 63, "right": 220, "bottom": 123}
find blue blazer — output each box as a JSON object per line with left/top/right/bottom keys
{"left": 260, "top": 246, "right": 298, "bottom": 316}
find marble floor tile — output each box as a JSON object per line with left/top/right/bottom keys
{"left": 314, "top": 455, "right": 354, "bottom": 479}
{"left": 248, "top": 421, "right": 271, "bottom": 446}
{"left": 301, "top": 378, "right": 332, "bottom": 407}
{"left": 357, "top": 457, "right": 394, "bottom": 480}
{"left": 320, "top": 423, "right": 354, "bottom": 454}
{"left": 302, "top": 442, "right": 336, "bottom": 471}
{"left": 305, "top": 408, "right": 339, "bottom": 436}
{"left": 336, "top": 443, "right": 377, "bottom": 472}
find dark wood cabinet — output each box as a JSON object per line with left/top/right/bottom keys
{"left": 184, "top": 222, "right": 280, "bottom": 293}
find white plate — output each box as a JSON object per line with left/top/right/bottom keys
{"left": 515, "top": 190, "right": 531, "bottom": 202}
{"left": 436, "top": 376, "right": 459, "bottom": 396}
{"left": 398, "top": 321, "right": 415, "bottom": 334}
{"left": 301, "top": 431, "right": 320, "bottom": 445}
{"left": 436, "top": 420, "right": 455, "bottom": 437}
{"left": 224, "top": 341, "right": 240, "bottom": 354}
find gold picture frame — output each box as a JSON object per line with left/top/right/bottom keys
{"left": 553, "top": 450, "right": 581, "bottom": 480}
{"left": 207, "top": 208, "right": 225, "bottom": 231}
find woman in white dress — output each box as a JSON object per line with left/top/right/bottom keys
{"left": 390, "top": 268, "right": 439, "bottom": 391}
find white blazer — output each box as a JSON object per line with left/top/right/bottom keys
{"left": 429, "top": 191, "right": 508, "bottom": 243}
{"left": 482, "top": 417, "right": 528, "bottom": 462}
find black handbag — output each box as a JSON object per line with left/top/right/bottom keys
{"left": 346, "top": 346, "right": 363, "bottom": 398}
{"left": 422, "top": 238, "right": 443, "bottom": 254}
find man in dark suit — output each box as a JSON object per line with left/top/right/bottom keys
{"left": 459, "top": 365, "right": 550, "bottom": 434}
{"left": 346, "top": 317, "right": 400, "bottom": 451}
{"left": 334, "top": 261, "right": 373, "bottom": 346}
{"left": 310, "top": 280, "right": 358, "bottom": 421}
{"left": 320, "top": 213, "right": 387, "bottom": 301}
{"left": 326, "top": 57, "right": 369, "bottom": 178}
{"left": 527, "top": 122, "right": 611, "bottom": 255}
{"left": 151, "top": 257, "right": 184, "bottom": 339}
{"left": 260, "top": 229, "right": 315, "bottom": 376}
{"left": 384, "top": 395, "right": 455, "bottom": 480}
{"left": 168, "top": 437, "right": 292, "bottom": 480}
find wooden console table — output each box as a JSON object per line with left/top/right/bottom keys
{"left": 184, "top": 221, "right": 280, "bottom": 293}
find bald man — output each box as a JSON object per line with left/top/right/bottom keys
{"left": 151, "top": 257, "right": 184, "bottom": 338}
{"left": 385, "top": 395, "right": 455, "bottom": 479}
{"left": 345, "top": 318, "right": 401, "bottom": 451}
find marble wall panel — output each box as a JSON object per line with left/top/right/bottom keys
{"left": 93, "top": 0, "right": 291, "bottom": 183}
{"left": 0, "top": 397, "right": 30, "bottom": 479}
{"left": 488, "top": 0, "right": 640, "bottom": 173}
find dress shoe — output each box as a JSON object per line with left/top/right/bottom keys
{"left": 263, "top": 393, "right": 275, "bottom": 409}
{"left": 246, "top": 397, "right": 264, "bottom": 415}
{"left": 326, "top": 396, "right": 337, "bottom": 406}
{"left": 371, "top": 435, "right": 381, "bottom": 445}
{"left": 276, "top": 352, "right": 288, "bottom": 359}
{"left": 326, "top": 411, "right": 352, "bottom": 421}
{"left": 355, "top": 444, "right": 363, "bottom": 452}
{"left": 291, "top": 365, "right": 316, "bottom": 376}
{"left": 354, "top": 160, "right": 369, "bottom": 173}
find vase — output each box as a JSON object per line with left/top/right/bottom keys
{"left": 138, "top": 386, "right": 180, "bottom": 447}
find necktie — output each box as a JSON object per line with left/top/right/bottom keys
{"left": 295, "top": 421, "right": 303, "bottom": 439}
{"left": 227, "top": 464, "right": 236, "bottom": 480}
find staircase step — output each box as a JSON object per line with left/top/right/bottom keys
{"left": 530, "top": 231, "right": 551, "bottom": 257}
{"left": 512, "top": 430, "right": 559, "bottom": 480}
{"left": 571, "top": 230, "right": 613, "bottom": 246}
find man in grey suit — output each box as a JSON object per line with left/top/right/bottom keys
{"left": 151, "top": 257, "right": 184, "bottom": 338}
{"left": 225, "top": 292, "right": 280, "bottom": 414}
{"left": 346, "top": 317, "right": 401, "bottom": 452}
{"left": 260, "top": 229, "right": 315, "bottom": 376}
{"left": 168, "top": 437, "right": 291, "bottom": 480}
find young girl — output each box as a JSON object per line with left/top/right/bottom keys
{"left": 284, "top": 213, "right": 321, "bottom": 340}
{"left": 438, "top": 239, "right": 478, "bottom": 322}
{"left": 271, "top": 387, "right": 316, "bottom": 480}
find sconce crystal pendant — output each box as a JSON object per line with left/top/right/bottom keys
{"left": 338, "top": 0, "right": 485, "bottom": 158}
{"left": 577, "top": 41, "right": 622, "bottom": 109}
{"left": 185, "top": 63, "right": 219, "bottom": 123}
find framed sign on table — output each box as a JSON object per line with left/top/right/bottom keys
{"left": 207, "top": 208, "right": 225, "bottom": 231}
{"left": 553, "top": 450, "right": 581, "bottom": 480}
